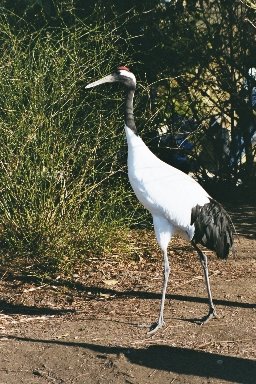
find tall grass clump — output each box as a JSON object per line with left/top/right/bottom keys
{"left": 0, "top": 11, "right": 147, "bottom": 275}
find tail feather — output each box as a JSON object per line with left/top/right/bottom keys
{"left": 191, "top": 199, "right": 234, "bottom": 259}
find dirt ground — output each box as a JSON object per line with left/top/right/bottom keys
{"left": 0, "top": 202, "right": 255, "bottom": 383}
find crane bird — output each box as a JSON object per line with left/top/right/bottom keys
{"left": 86, "top": 66, "right": 234, "bottom": 334}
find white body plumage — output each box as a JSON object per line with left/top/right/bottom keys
{"left": 125, "top": 125, "right": 210, "bottom": 244}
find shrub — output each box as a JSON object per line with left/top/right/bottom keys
{"left": 0, "top": 11, "right": 147, "bottom": 275}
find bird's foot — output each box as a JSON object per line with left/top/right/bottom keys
{"left": 197, "top": 307, "right": 218, "bottom": 325}
{"left": 147, "top": 320, "right": 165, "bottom": 336}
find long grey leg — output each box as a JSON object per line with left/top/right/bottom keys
{"left": 148, "top": 215, "right": 173, "bottom": 335}
{"left": 148, "top": 249, "right": 170, "bottom": 335}
{"left": 192, "top": 242, "right": 217, "bottom": 324}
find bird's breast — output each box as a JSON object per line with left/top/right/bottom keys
{"left": 128, "top": 169, "right": 159, "bottom": 213}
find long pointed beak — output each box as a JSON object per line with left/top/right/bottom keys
{"left": 85, "top": 74, "right": 116, "bottom": 89}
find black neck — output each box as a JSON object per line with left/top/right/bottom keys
{"left": 125, "top": 89, "right": 137, "bottom": 134}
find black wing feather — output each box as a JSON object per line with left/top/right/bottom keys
{"left": 191, "top": 198, "right": 234, "bottom": 259}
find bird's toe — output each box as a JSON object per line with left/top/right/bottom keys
{"left": 198, "top": 308, "right": 218, "bottom": 325}
{"left": 147, "top": 320, "right": 165, "bottom": 336}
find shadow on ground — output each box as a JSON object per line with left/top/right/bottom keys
{"left": 2, "top": 335, "right": 256, "bottom": 384}
{"left": 0, "top": 299, "right": 74, "bottom": 316}
{"left": 1, "top": 273, "right": 255, "bottom": 314}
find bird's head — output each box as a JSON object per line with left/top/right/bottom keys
{"left": 85, "top": 66, "right": 136, "bottom": 91}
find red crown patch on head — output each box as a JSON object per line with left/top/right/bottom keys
{"left": 118, "top": 66, "right": 130, "bottom": 72}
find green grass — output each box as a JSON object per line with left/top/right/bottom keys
{"left": 0, "top": 12, "right": 149, "bottom": 276}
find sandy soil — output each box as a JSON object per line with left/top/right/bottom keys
{"left": 0, "top": 202, "right": 255, "bottom": 383}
